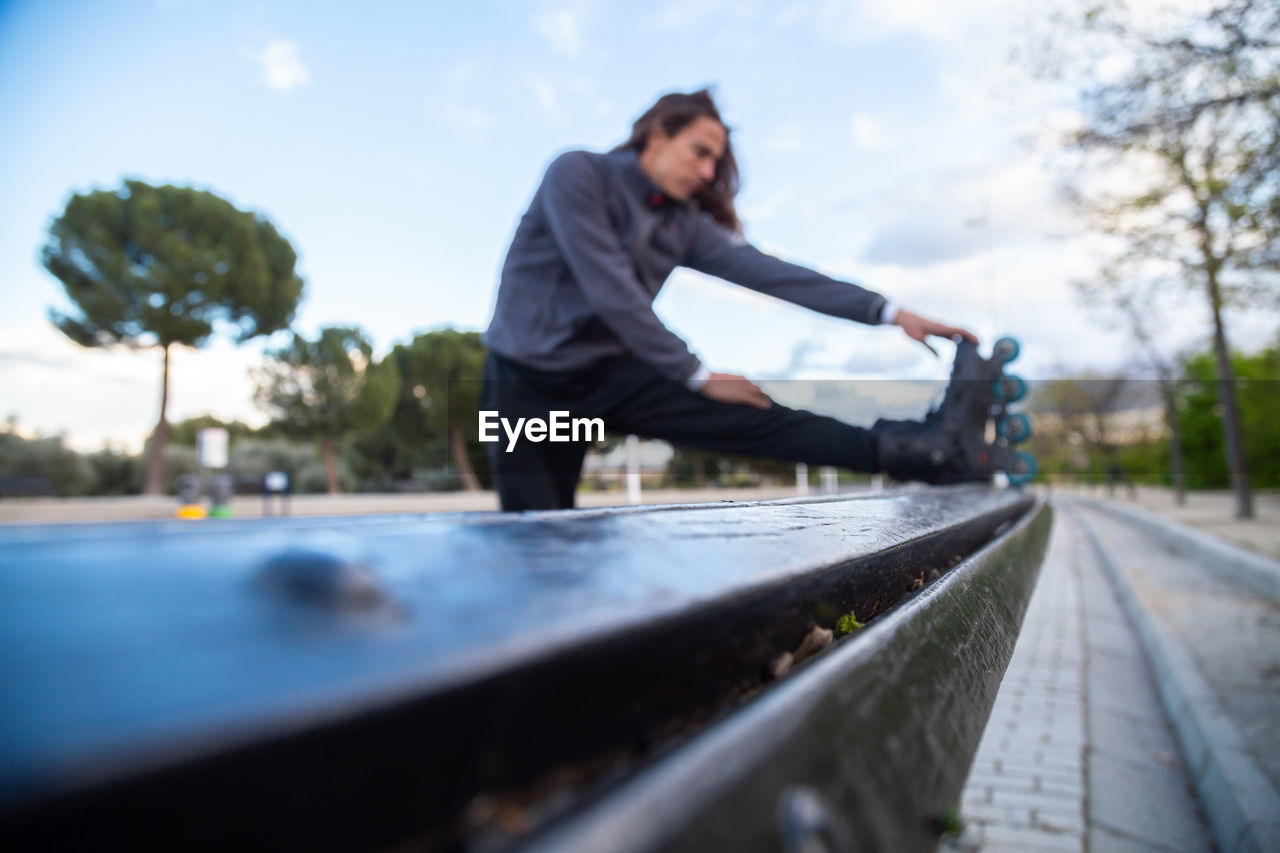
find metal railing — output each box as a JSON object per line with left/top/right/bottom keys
{"left": 0, "top": 484, "right": 1052, "bottom": 851}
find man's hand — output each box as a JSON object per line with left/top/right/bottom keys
{"left": 893, "top": 310, "right": 979, "bottom": 357}
{"left": 699, "top": 373, "right": 772, "bottom": 409}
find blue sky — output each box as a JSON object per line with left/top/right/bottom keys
{"left": 2, "top": 0, "right": 1270, "bottom": 451}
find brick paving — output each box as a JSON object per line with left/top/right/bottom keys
{"left": 944, "top": 506, "right": 1213, "bottom": 852}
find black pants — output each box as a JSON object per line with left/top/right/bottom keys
{"left": 481, "top": 352, "right": 879, "bottom": 511}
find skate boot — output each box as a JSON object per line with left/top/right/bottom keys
{"left": 873, "top": 337, "right": 1036, "bottom": 486}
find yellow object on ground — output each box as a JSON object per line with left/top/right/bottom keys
{"left": 176, "top": 505, "right": 207, "bottom": 520}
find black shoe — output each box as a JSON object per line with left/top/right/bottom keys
{"left": 872, "top": 417, "right": 988, "bottom": 485}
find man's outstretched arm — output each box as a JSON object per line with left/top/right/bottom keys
{"left": 683, "top": 212, "right": 977, "bottom": 355}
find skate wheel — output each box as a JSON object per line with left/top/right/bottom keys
{"left": 1001, "top": 374, "right": 1027, "bottom": 403}
{"left": 993, "top": 336, "right": 1020, "bottom": 363}
{"left": 996, "top": 412, "right": 1032, "bottom": 444}
{"left": 1008, "top": 451, "right": 1036, "bottom": 485}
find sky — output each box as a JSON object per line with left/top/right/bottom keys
{"left": 2, "top": 0, "right": 1274, "bottom": 452}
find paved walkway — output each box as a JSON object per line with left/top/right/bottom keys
{"left": 945, "top": 504, "right": 1216, "bottom": 852}
{"left": 1047, "top": 485, "right": 1280, "bottom": 561}
{"left": 1075, "top": 500, "right": 1280, "bottom": 851}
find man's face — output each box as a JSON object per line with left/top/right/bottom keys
{"left": 639, "top": 115, "right": 727, "bottom": 202}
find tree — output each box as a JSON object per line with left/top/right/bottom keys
{"left": 1074, "top": 270, "right": 1191, "bottom": 503}
{"left": 1029, "top": 373, "right": 1135, "bottom": 460}
{"left": 1178, "top": 338, "right": 1280, "bottom": 488}
{"left": 396, "top": 328, "right": 487, "bottom": 491}
{"left": 41, "top": 180, "right": 304, "bottom": 494}
{"left": 84, "top": 447, "right": 143, "bottom": 497}
{"left": 1042, "top": 0, "right": 1279, "bottom": 517}
{"left": 0, "top": 432, "right": 92, "bottom": 497}
{"left": 254, "top": 326, "right": 400, "bottom": 494}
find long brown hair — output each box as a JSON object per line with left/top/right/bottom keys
{"left": 614, "top": 88, "right": 741, "bottom": 233}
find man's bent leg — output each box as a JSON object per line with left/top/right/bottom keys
{"left": 487, "top": 438, "right": 589, "bottom": 511}
{"left": 482, "top": 353, "right": 591, "bottom": 511}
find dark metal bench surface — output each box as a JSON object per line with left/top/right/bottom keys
{"left": 0, "top": 485, "right": 1049, "bottom": 851}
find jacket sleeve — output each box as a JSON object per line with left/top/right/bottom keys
{"left": 683, "top": 212, "right": 888, "bottom": 326}
{"left": 539, "top": 151, "right": 703, "bottom": 382}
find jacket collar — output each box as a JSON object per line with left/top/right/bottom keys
{"left": 607, "top": 149, "right": 676, "bottom": 209}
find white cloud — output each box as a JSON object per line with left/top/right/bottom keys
{"left": 436, "top": 101, "right": 499, "bottom": 130}
{"left": 850, "top": 113, "right": 888, "bottom": 150}
{"left": 0, "top": 324, "right": 269, "bottom": 453}
{"left": 850, "top": 152, "right": 1075, "bottom": 268}
{"left": 650, "top": 0, "right": 750, "bottom": 30}
{"left": 643, "top": 0, "right": 781, "bottom": 49}
{"left": 446, "top": 59, "right": 481, "bottom": 93}
{"left": 848, "top": 236, "right": 1155, "bottom": 380}
{"left": 532, "top": 77, "right": 559, "bottom": 116}
{"left": 534, "top": 3, "right": 586, "bottom": 57}
{"left": 739, "top": 188, "right": 790, "bottom": 223}
{"left": 775, "top": 0, "right": 1018, "bottom": 46}
{"left": 257, "top": 39, "right": 311, "bottom": 94}
{"left": 432, "top": 60, "right": 500, "bottom": 130}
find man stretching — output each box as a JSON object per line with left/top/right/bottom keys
{"left": 483, "top": 88, "right": 981, "bottom": 511}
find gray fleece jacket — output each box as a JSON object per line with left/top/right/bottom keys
{"left": 483, "top": 148, "right": 888, "bottom": 383}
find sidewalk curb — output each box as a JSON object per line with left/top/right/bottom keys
{"left": 1066, "top": 502, "right": 1280, "bottom": 853}
{"left": 1074, "top": 497, "right": 1280, "bottom": 601}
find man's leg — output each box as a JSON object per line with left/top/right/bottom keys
{"left": 482, "top": 353, "right": 591, "bottom": 511}
{"left": 486, "top": 436, "right": 589, "bottom": 511}
{"left": 584, "top": 357, "right": 879, "bottom": 471}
